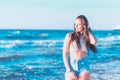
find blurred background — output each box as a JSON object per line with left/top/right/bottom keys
{"left": 0, "top": 0, "right": 120, "bottom": 80}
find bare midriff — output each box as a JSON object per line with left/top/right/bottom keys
{"left": 70, "top": 50, "right": 87, "bottom": 60}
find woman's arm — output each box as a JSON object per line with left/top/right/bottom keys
{"left": 63, "top": 33, "right": 71, "bottom": 72}
{"left": 88, "top": 29, "right": 97, "bottom": 45}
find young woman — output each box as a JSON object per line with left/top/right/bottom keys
{"left": 63, "top": 15, "right": 97, "bottom": 80}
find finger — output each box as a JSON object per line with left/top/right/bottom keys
{"left": 72, "top": 73, "right": 77, "bottom": 79}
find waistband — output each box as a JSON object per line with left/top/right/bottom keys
{"left": 70, "top": 55, "right": 89, "bottom": 62}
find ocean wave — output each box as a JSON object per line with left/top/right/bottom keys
{"left": 39, "top": 33, "right": 48, "bottom": 38}
{"left": 91, "top": 60, "right": 120, "bottom": 80}
{"left": 0, "top": 40, "right": 22, "bottom": 48}
{"left": 99, "top": 35, "right": 120, "bottom": 41}
{"left": 4, "top": 33, "right": 50, "bottom": 39}
{"left": 0, "top": 40, "right": 64, "bottom": 48}
{"left": 0, "top": 55, "right": 21, "bottom": 62}
{"left": 12, "top": 30, "right": 21, "bottom": 34}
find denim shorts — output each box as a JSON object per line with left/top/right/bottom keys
{"left": 70, "top": 56, "right": 90, "bottom": 76}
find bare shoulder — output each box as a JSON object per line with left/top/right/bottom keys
{"left": 64, "top": 32, "right": 72, "bottom": 44}
{"left": 65, "top": 32, "right": 72, "bottom": 39}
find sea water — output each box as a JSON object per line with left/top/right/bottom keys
{"left": 0, "top": 30, "right": 120, "bottom": 80}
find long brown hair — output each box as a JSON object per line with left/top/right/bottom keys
{"left": 71, "top": 15, "right": 97, "bottom": 53}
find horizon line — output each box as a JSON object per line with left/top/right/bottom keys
{"left": 0, "top": 28, "right": 116, "bottom": 31}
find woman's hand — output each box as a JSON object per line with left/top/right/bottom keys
{"left": 88, "top": 31, "right": 97, "bottom": 45}
{"left": 65, "top": 71, "right": 78, "bottom": 80}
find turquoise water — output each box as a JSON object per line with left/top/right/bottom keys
{"left": 0, "top": 30, "right": 120, "bottom": 80}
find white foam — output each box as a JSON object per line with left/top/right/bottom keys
{"left": 99, "top": 35, "right": 120, "bottom": 41}
{"left": 13, "top": 30, "right": 20, "bottom": 34}
{"left": 91, "top": 61, "right": 120, "bottom": 80}
{"left": 0, "top": 43, "right": 15, "bottom": 48}
{"left": 0, "top": 40, "right": 22, "bottom": 48}
{"left": 39, "top": 33, "right": 48, "bottom": 37}
{"left": 0, "top": 40, "right": 64, "bottom": 48}
{"left": 26, "top": 66, "right": 33, "bottom": 70}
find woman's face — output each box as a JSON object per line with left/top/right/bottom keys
{"left": 74, "top": 18, "right": 84, "bottom": 32}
